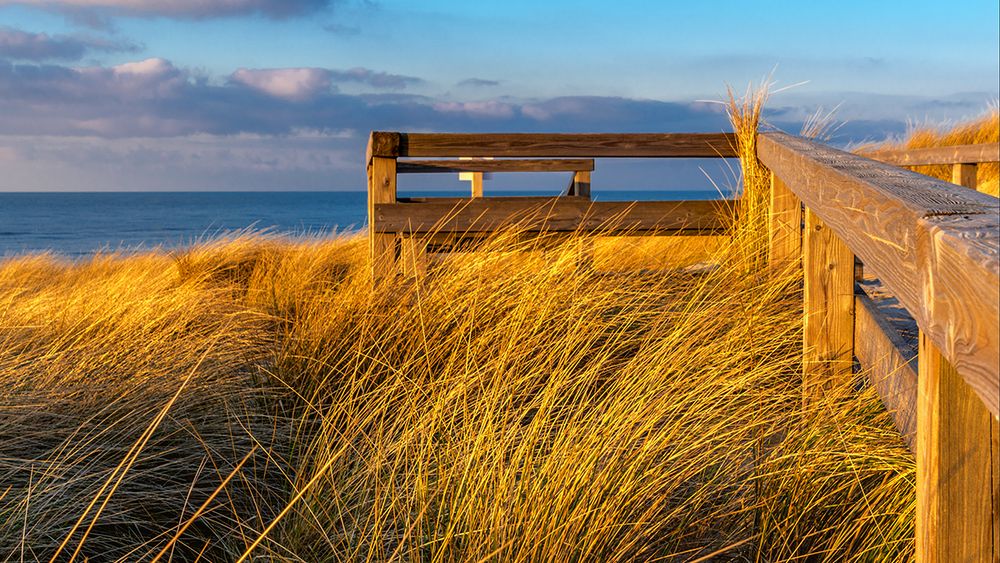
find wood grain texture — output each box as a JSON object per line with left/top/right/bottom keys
{"left": 371, "top": 132, "right": 737, "bottom": 158}
{"left": 767, "top": 172, "right": 802, "bottom": 273}
{"left": 373, "top": 199, "right": 733, "bottom": 235}
{"left": 993, "top": 415, "right": 1000, "bottom": 563}
{"left": 368, "top": 156, "right": 398, "bottom": 282}
{"left": 802, "top": 209, "right": 856, "bottom": 404}
{"left": 917, "top": 333, "right": 997, "bottom": 563}
{"left": 397, "top": 159, "right": 595, "bottom": 173}
{"left": 759, "top": 131, "right": 1000, "bottom": 417}
{"left": 952, "top": 163, "right": 979, "bottom": 191}
{"left": 366, "top": 131, "right": 401, "bottom": 166}
{"left": 864, "top": 142, "right": 1000, "bottom": 166}
{"left": 855, "top": 291, "right": 917, "bottom": 452}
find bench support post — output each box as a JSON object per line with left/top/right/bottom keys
{"left": 369, "top": 156, "right": 398, "bottom": 282}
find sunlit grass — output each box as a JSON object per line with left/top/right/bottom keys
{"left": 857, "top": 104, "right": 1000, "bottom": 196}
{"left": 12, "top": 92, "right": 997, "bottom": 561}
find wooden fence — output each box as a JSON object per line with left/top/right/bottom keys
{"left": 367, "top": 130, "right": 1000, "bottom": 561}
{"left": 863, "top": 142, "right": 1000, "bottom": 192}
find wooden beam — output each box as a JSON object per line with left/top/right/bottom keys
{"left": 380, "top": 132, "right": 738, "bottom": 158}
{"left": 802, "top": 208, "right": 856, "bottom": 405}
{"left": 397, "top": 158, "right": 595, "bottom": 174}
{"left": 366, "top": 131, "right": 401, "bottom": 166}
{"left": 570, "top": 170, "right": 591, "bottom": 198}
{"left": 767, "top": 172, "right": 802, "bottom": 273}
{"left": 758, "top": 131, "right": 1000, "bottom": 417}
{"left": 373, "top": 199, "right": 733, "bottom": 235}
{"left": 368, "top": 156, "right": 397, "bottom": 282}
{"left": 863, "top": 142, "right": 1000, "bottom": 166}
{"left": 952, "top": 163, "right": 978, "bottom": 190}
{"left": 396, "top": 196, "right": 591, "bottom": 204}
{"left": 917, "top": 333, "right": 997, "bottom": 562}
{"left": 854, "top": 291, "right": 917, "bottom": 452}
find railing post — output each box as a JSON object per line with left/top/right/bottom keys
{"left": 916, "top": 332, "right": 997, "bottom": 562}
{"left": 952, "top": 162, "right": 978, "bottom": 191}
{"left": 802, "top": 208, "right": 855, "bottom": 405}
{"left": 470, "top": 172, "right": 483, "bottom": 198}
{"left": 571, "top": 170, "right": 591, "bottom": 198}
{"left": 368, "top": 156, "right": 398, "bottom": 282}
{"left": 571, "top": 170, "right": 594, "bottom": 270}
{"left": 767, "top": 172, "right": 802, "bottom": 273}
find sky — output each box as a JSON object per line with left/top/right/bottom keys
{"left": 0, "top": 0, "right": 997, "bottom": 191}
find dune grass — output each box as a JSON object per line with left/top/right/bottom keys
{"left": 857, "top": 104, "right": 999, "bottom": 196}
{"left": 10, "top": 94, "right": 988, "bottom": 561}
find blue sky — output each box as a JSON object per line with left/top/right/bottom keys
{"left": 0, "top": 0, "right": 997, "bottom": 190}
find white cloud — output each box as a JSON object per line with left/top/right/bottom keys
{"left": 230, "top": 67, "right": 333, "bottom": 101}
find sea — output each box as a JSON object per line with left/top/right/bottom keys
{"left": 0, "top": 189, "right": 733, "bottom": 258}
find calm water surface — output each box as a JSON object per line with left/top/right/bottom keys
{"left": 0, "top": 190, "right": 732, "bottom": 258}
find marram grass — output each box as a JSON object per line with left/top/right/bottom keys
{"left": 11, "top": 95, "right": 991, "bottom": 561}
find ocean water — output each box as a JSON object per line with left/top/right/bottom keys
{"left": 0, "top": 189, "right": 732, "bottom": 258}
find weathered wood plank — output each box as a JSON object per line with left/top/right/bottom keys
{"left": 917, "top": 333, "right": 997, "bottom": 562}
{"left": 366, "top": 131, "right": 401, "bottom": 166}
{"left": 767, "top": 172, "right": 802, "bottom": 273}
{"left": 369, "top": 132, "right": 738, "bottom": 158}
{"left": 373, "top": 199, "right": 733, "bottom": 235}
{"left": 396, "top": 196, "right": 590, "bottom": 204}
{"left": 368, "top": 157, "right": 398, "bottom": 281}
{"left": 952, "top": 163, "right": 978, "bottom": 190}
{"left": 855, "top": 291, "right": 917, "bottom": 452}
{"left": 397, "top": 159, "right": 595, "bottom": 173}
{"left": 758, "top": 131, "right": 1000, "bottom": 417}
{"left": 802, "top": 209, "right": 855, "bottom": 404}
{"left": 864, "top": 142, "right": 1000, "bottom": 166}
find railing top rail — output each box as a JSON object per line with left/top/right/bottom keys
{"left": 367, "top": 131, "right": 737, "bottom": 163}
{"left": 758, "top": 131, "right": 999, "bottom": 416}
{"left": 397, "top": 158, "right": 594, "bottom": 174}
{"left": 862, "top": 142, "right": 1000, "bottom": 166}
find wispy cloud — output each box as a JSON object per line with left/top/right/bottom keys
{"left": 328, "top": 67, "right": 422, "bottom": 89}
{"left": 322, "top": 22, "right": 360, "bottom": 36}
{"left": 227, "top": 66, "right": 422, "bottom": 100}
{"left": 0, "top": 26, "right": 141, "bottom": 61}
{"left": 0, "top": 0, "right": 333, "bottom": 19}
{"left": 457, "top": 77, "right": 500, "bottom": 88}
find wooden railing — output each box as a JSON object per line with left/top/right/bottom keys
{"left": 863, "top": 142, "right": 1000, "bottom": 192}
{"left": 365, "top": 130, "right": 1000, "bottom": 560}
{"left": 760, "top": 132, "right": 999, "bottom": 562}
{"left": 366, "top": 131, "right": 737, "bottom": 279}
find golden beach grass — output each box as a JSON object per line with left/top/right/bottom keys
{"left": 857, "top": 104, "right": 999, "bottom": 196}
{"left": 7, "top": 93, "right": 993, "bottom": 561}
